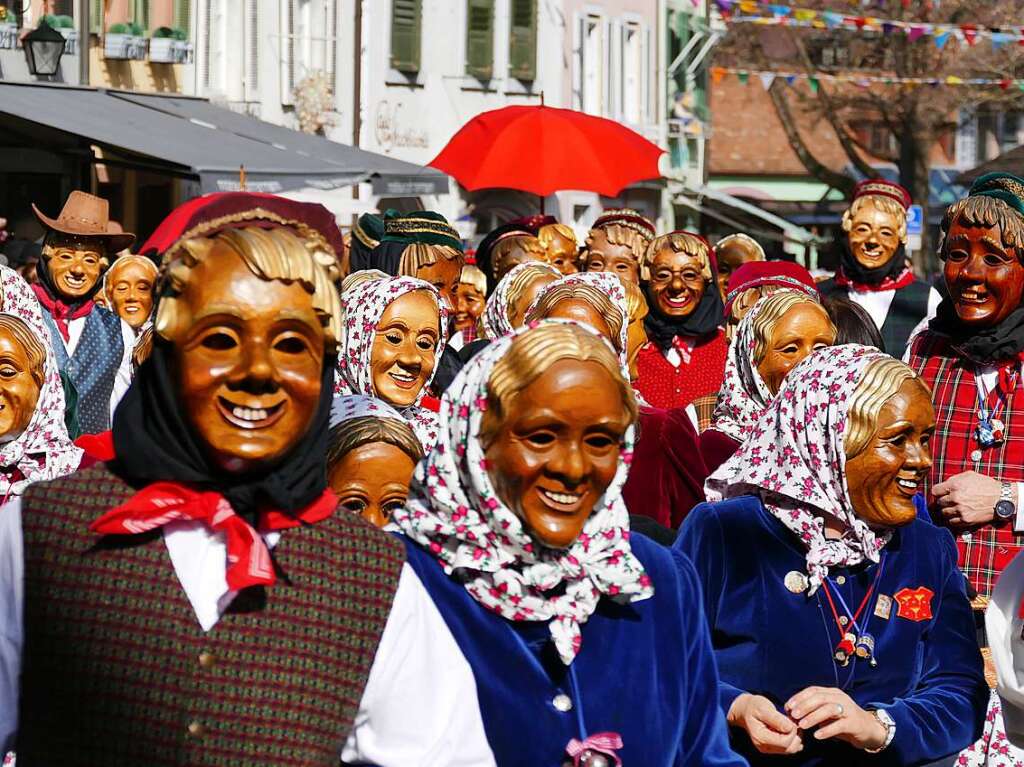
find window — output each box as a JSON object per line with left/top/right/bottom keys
{"left": 582, "top": 15, "right": 604, "bottom": 115}
{"left": 244, "top": 0, "right": 258, "bottom": 101}
{"left": 282, "top": 0, "right": 337, "bottom": 105}
{"left": 465, "top": 0, "right": 493, "bottom": 80}
{"left": 199, "top": 0, "right": 226, "bottom": 94}
{"left": 508, "top": 0, "right": 535, "bottom": 81}
{"left": 621, "top": 21, "right": 642, "bottom": 124}
{"left": 173, "top": 0, "right": 191, "bottom": 37}
{"left": 390, "top": 0, "right": 421, "bottom": 73}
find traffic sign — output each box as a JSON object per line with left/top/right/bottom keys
{"left": 906, "top": 204, "right": 923, "bottom": 236}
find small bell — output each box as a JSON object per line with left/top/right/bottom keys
{"left": 834, "top": 632, "right": 856, "bottom": 666}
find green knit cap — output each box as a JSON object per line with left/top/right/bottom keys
{"left": 352, "top": 213, "right": 384, "bottom": 249}
{"left": 380, "top": 210, "right": 463, "bottom": 251}
{"left": 969, "top": 173, "right": 1024, "bottom": 218}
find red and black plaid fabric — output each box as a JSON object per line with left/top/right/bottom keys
{"left": 909, "top": 330, "right": 1024, "bottom": 597}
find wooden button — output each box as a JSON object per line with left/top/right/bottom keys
{"left": 187, "top": 720, "right": 205, "bottom": 737}
{"left": 198, "top": 652, "right": 214, "bottom": 668}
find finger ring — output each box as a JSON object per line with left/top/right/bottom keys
{"left": 836, "top": 703, "right": 844, "bottom": 717}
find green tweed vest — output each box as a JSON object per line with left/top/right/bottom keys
{"left": 16, "top": 464, "right": 405, "bottom": 766}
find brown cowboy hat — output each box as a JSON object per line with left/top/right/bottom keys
{"left": 33, "top": 191, "right": 136, "bottom": 253}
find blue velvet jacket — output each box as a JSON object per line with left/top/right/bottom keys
{"left": 403, "top": 534, "right": 748, "bottom": 767}
{"left": 675, "top": 495, "right": 988, "bottom": 767}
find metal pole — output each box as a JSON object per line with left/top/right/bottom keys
{"left": 76, "top": 0, "right": 88, "bottom": 85}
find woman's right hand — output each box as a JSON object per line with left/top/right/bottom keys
{"left": 727, "top": 693, "right": 804, "bottom": 755}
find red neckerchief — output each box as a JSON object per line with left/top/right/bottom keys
{"left": 834, "top": 266, "right": 915, "bottom": 293}
{"left": 90, "top": 482, "right": 338, "bottom": 591}
{"left": 32, "top": 283, "right": 94, "bottom": 342}
{"left": 75, "top": 431, "right": 115, "bottom": 463}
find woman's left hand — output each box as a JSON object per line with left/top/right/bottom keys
{"left": 784, "top": 686, "right": 887, "bottom": 751}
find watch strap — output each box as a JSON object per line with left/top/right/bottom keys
{"left": 864, "top": 708, "right": 895, "bottom": 753}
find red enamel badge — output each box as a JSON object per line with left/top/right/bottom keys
{"left": 894, "top": 587, "right": 934, "bottom": 622}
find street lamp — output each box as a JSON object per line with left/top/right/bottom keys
{"left": 23, "top": 20, "right": 66, "bottom": 77}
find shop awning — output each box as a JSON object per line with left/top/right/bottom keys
{"left": 0, "top": 81, "right": 448, "bottom": 195}
{"left": 674, "top": 184, "right": 823, "bottom": 245}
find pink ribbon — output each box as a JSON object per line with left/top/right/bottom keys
{"left": 565, "top": 732, "right": 623, "bottom": 766}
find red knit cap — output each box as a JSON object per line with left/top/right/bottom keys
{"left": 724, "top": 261, "right": 819, "bottom": 315}
{"left": 852, "top": 179, "right": 912, "bottom": 211}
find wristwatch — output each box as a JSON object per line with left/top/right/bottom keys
{"left": 865, "top": 708, "right": 896, "bottom": 753}
{"left": 995, "top": 481, "right": 1017, "bottom": 522}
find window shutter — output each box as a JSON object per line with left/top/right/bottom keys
{"left": 465, "top": 0, "right": 493, "bottom": 80}
{"left": 133, "top": 0, "right": 149, "bottom": 32}
{"left": 173, "top": 0, "right": 191, "bottom": 37}
{"left": 390, "top": 0, "right": 421, "bottom": 73}
{"left": 244, "top": 0, "right": 258, "bottom": 101}
{"left": 199, "top": 0, "right": 211, "bottom": 89}
{"left": 91, "top": 0, "right": 103, "bottom": 33}
{"left": 508, "top": 0, "right": 535, "bottom": 81}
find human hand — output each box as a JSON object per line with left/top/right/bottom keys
{"left": 727, "top": 693, "right": 803, "bottom": 755}
{"left": 785, "top": 686, "right": 887, "bottom": 751}
{"left": 933, "top": 471, "right": 1005, "bottom": 528}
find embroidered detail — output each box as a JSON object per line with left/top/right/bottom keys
{"left": 894, "top": 586, "right": 934, "bottom": 622}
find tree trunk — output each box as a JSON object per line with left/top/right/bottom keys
{"left": 897, "top": 116, "right": 936, "bottom": 278}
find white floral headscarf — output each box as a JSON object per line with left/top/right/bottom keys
{"left": 480, "top": 261, "right": 560, "bottom": 339}
{"left": 330, "top": 393, "right": 411, "bottom": 431}
{"left": 0, "top": 266, "right": 82, "bottom": 498}
{"left": 706, "top": 344, "right": 893, "bottom": 595}
{"left": 710, "top": 294, "right": 775, "bottom": 443}
{"left": 393, "top": 320, "right": 653, "bottom": 666}
{"left": 527, "top": 271, "right": 631, "bottom": 375}
{"left": 333, "top": 275, "right": 448, "bottom": 450}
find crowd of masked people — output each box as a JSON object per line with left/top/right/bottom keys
{"left": 2, "top": 172, "right": 1024, "bottom": 766}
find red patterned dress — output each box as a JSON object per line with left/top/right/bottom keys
{"left": 634, "top": 330, "right": 728, "bottom": 411}
{"left": 908, "top": 330, "right": 1024, "bottom": 598}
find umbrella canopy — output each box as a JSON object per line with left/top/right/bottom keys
{"left": 429, "top": 105, "right": 664, "bottom": 198}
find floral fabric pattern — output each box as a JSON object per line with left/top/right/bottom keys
{"left": 392, "top": 320, "right": 653, "bottom": 665}
{"left": 333, "top": 275, "right": 448, "bottom": 450}
{"left": 0, "top": 266, "right": 82, "bottom": 498}
{"left": 710, "top": 294, "right": 775, "bottom": 443}
{"left": 706, "top": 344, "right": 892, "bottom": 594}
{"left": 480, "top": 261, "right": 559, "bottom": 339}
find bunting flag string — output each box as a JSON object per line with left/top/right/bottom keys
{"left": 716, "top": 0, "right": 1024, "bottom": 50}
{"left": 712, "top": 65, "right": 1024, "bottom": 90}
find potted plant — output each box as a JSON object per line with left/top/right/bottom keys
{"left": 125, "top": 21, "right": 146, "bottom": 58}
{"left": 171, "top": 27, "right": 190, "bottom": 63}
{"left": 148, "top": 25, "right": 175, "bottom": 62}
{"left": 104, "top": 22, "right": 131, "bottom": 58}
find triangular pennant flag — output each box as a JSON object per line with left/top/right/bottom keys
{"left": 882, "top": 22, "right": 895, "bottom": 35}
{"left": 711, "top": 67, "right": 727, "bottom": 85}
{"left": 738, "top": 0, "right": 757, "bottom": 13}
{"left": 992, "top": 32, "right": 1012, "bottom": 49}
{"left": 907, "top": 25, "right": 926, "bottom": 42}
{"left": 1000, "top": 78, "right": 1012, "bottom": 90}
{"left": 785, "top": 75, "right": 797, "bottom": 86}
{"left": 935, "top": 31, "right": 951, "bottom": 48}
{"left": 809, "top": 77, "right": 819, "bottom": 93}
{"left": 961, "top": 25, "right": 977, "bottom": 45}
{"left": 1018, "top": 81, "right": 1024, "bottom": 92}
{"left": 768, "top": 4, "right": 792, "bottom": 17}
{"left": 738, "top": 71, "right": 749, "bottom": 84}
{"left": 853, "top": 17, "right": 868, "bottom": 30}
{"left": 945, "top": 75, "right": 964, "bottom": 85}
{"left": 822, "top": 11, "right": 842, "bottom": 29}
{"left": 759, "top": 72, "right": 776, "bottom": 90}
{"left": 794, "top": 9, "right": 817, "bottom": 22}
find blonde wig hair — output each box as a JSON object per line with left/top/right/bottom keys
{"left": 342, "top": 268, "right": 388, "bottom": 295}
{"left": 841, "top": 195, "right": 909, "bottom": 244}
{"left": 460, "top": 264, "right": 487, "bottom": 296}
{"left": 640, "top": 232, "right": 713, "bottom": 282}
{"left": 480, "top": 322, "right": 638, "bottom": 448}
{"left": 0, "top": 314, "right": 46, "bottom": 389}
{"left": 750, "top": 291, "right": 835, "bottom": 365}
{"left": 714, "top": 233, "right": 766, "bottom": 261}
{"left": 538, "top": 223, "right": 578, "bottom": 249}
{"left": 939, "top": 194, "right": 1024, "bottom": 257}
{"left": 156, "top": 225, "right": 343, "bottom": 352}
{"left": 326, "top": 416, "right": 424, "bottom": 470}
{"left": 623, "top": 279, "right": 648, "bottom": 323}
{"left": 398, "top": 243, "right": 466, "bottom": 277}
{"left": 844, "top": 356, "right": 925, "bottom": 459}
{"left": 586, "top": 224, "right": 651, "bottom": 262}
{"left": 491, "top": 235, "right": 546, "bottom": 276}
{"left": 132, "top": 326, "right": 154, "bottom": 372}
{"left": 102, "top": 254, "right": 159, "bottom": 303}
{"left": 525, "top": 282, "right": 625, "bottom": 351}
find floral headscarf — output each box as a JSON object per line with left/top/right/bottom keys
{"left": 706, "top": 344, "right": 893, "bottom": 595}
{"left": 480, "top": 261, "right": 560, "bottom": 339}
{"left": 527, "top": 271, "right": 631, "bottom": 375}
{"left": 393, "top": 320, "right": 653, "bottom": 666}
{"left": 333, "top": 275, "right": 448, "bottom": 450}
{"left": 710, "top": 294, "right": 775, "bottom": 443}
{"left": 0, "top": 266, "right": 82, "bottom": 498}
{"left": 330, "top": 393, "right": 410, "bottom": 432}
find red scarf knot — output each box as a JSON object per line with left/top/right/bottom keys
{"left": 32, "top": 283, "right": 94, "bottom": 342}
{"left": 834, "top": 266, "right": 915, "bottom": 294}
{"left": 90, "top": 481, "right": 337, "bottom": 591}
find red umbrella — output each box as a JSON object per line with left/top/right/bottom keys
{"left": 429, "top": 105, "right": 664, "bottom": 198}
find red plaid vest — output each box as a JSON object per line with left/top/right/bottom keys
{"left": 908, "top": 330, "right": 1024, "bottom": 598}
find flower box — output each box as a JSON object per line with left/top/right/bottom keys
{"left": 0, "top": 22, "right": 16, "bottom": 50}
{"left": 104, "top": 32, "right": 131, "bottom": 59}
{"left": 58, "top": 27, "right": 77, "bottom": 56}
{"left": 148, "top": 36, "right": 176, "bottom": 63}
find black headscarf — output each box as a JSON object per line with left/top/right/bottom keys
{"left": 836, "top": 241, "right": 909, "bottom": 287}
{"left": 110, "top": 337, "right": 335, "bottom": 524}
{"left": 929, "top": 299, "right": 1024, "bottom": 365}
{"left": 347, "top": 213, "right": 384, "bottom": 273}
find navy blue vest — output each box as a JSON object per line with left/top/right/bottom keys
{"left": 40, "top": 306, "right": 124, "bottom": 434}
{"left": 820, "top": 277, "right": 931, "bottom": 361}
